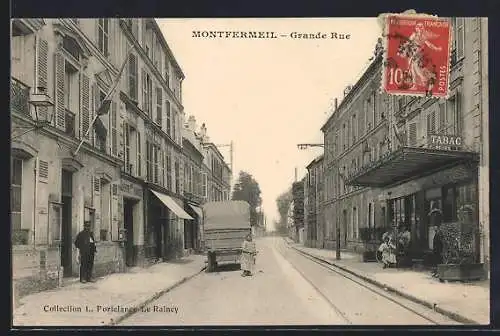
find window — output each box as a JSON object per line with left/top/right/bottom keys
{"left": 352, "top": 114, "right": 357, "bottom": 143}
{"left": 365, "top": 98, "right": 372, "bottom": 130}
{"left": 174, "top": 159, "right": 180, "bottom": 193}
{"left": 160, "top": 149, "right": 165, "bottom": 186}
{"left": 11, "top": 158, "right": 25, "bottom": 245}
{"left": 128, "top": 53, "right": 138, "bottom": 100}
{"left": 446, "top": 93, "right": 462, "bottom": 135}
{"left": 146, "top": 140, "right": 152, "bottom": 181}
{"left": 427, "top": 111, "right": 436, "bottom": 135}
{"left": 137, "top": 131, "right": 142, "bottom": 176}
{"left": 146, "top": 141, "right": 160, "bottom": 184}
{"left": 156, "top": 87, "right": 162, "bottom": 126}
{"left": 166, "top": 151, "right": 172, "bottom": 190}
{"left": 165, "top": 56, "right": 170, "bottom": 87}
{"left": 202, "top": 172, "right": 207, "bottom": 197}
{"left": 166, "top": 100, "right": 172, "bottom": 136}
{"left": 95, "top": 91, "right": 107, "bottom": 153}
{"left": 172, "top": 109, "right": 177, "bottom": 143}
{"left": 408, "top": 122, "right": 417, "bottom": 146}
{"left": 343, "top": 124, "right": 347, "bottom": 150}
{"left": 110, "top": 102, "right": 118, "bottom": 156}
{"left": 124, "top": 124, "right": 132, "bottom": 174}
{"left": 142, "top": 71, "right": 152, "bottom": 117}
{"left": 452, "top": 18, "right": 465, "bottom": 60}
{"left": 352, "top": 207, "right": 358, "bottom": 239}
{"left": 372, "top": 92, "right": 378, "bottom": 126}
{"left": 97, "top": 19, "right": 109, "bottom": 56}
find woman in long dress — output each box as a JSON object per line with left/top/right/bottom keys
{"left": 241, "top": 234, "right": 257, "bottom": 277}
{"left": 397, "top": 22, "right": 443, "bottom": 90}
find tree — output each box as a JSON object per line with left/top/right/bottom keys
{"left": 275, "top": 188, "right": 293, "bottom": 233}
{"left": 232, "top": 171, "right": 262, "bottom": 226}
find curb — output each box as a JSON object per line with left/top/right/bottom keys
{"left": 285, "top": 240, "right": 481, "bottom": 325}
{"left": 107, "top": 265, "right": 207, "bottom": 326}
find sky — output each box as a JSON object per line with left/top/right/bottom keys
{"left": 158, "top": 18, "right": 381, "bottom": 230}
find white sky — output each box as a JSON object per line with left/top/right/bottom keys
{"left": 158, "top": 18, "right": 381, "bottom": 230}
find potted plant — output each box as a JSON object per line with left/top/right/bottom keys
{"left": 360, "top": 227, "right": 378, "bottom": 262}
{"left": 437, "top": 205, "right": 485, "bottom": 282}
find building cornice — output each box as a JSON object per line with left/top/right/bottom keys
{"left": 147, "top": 19, "right": 185, "bottom": 79}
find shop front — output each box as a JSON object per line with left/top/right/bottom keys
{"left": 119, "top": 177, "right": 144, "bottom": 267}
{"left": 184, "top": 201, "right": 204, "bottom": 253}
{"left": 347, "top": 145, "right": 481, "bottom": 263}
{"left": 144, "top": 184, "right": 193, "bottom": 262}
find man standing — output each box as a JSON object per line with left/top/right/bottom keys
{"left": 74, "top": 221, "right": 97, "bottom": 283}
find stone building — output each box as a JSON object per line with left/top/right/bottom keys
{"left": 321, "top": 18, "right": 489, "bottom": 273}
{"left": 305, "top": 155, "right": 324, "bottom": 248}
{"left": 182, "top": 115, "right": 205, "bottom": 253}
{"left": 10, "top": 18, "right": 192, "bottom": 300}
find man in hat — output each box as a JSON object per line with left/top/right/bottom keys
{"left": 74, "top": 221, "right": 97, "bottom": 283}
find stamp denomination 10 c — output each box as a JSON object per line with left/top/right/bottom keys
{"left": 382, "top": 14, "right": 452, "bottom": 98}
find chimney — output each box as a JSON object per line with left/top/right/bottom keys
{"left": 334, "top": 98, "right": 338, "bottom": 111}
{"left": 188, "top": 115, "right": 197, "bottom": 132}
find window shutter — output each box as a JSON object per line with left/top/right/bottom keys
{"left": 439, "top": 104, "right": 446, "bottom": 133}
{"left": 141, "top": 69, "right": 147, "bottom": 112}
{"left": 111, "top": 182, "right": 119, "bottom": 241}
{"left": 111, "top": 101, "right": 118, "bottom": 156}
{"left": 54, "top": 53, "right": 65, "bottom": 129}
{"left": 91, "top": 83, "right": 99, "bottom": 145}
{"left": 456, "top": 93, "right": 462, "bottom": 134}
{"left": 36, "top": 38, "right": 49, "bottom": 120}
{"left": 94, "top": 176, "right": 101, "bottom": 194}
{"left": 408, "top": 123, "right": 417, "bottom": 146}
{"left": 80, "top": 73, "right": 90, "bottom": 139}
{"left": 38, "top": 160, "right": 49, "bottom": 183}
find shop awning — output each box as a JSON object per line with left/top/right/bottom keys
{"left": 187, "top": 203, "right": 203, "bottom": 219}
{"left": 345, "top": 147, "right": 479, "bottom": 188}
{"left": 151, "top": 190, "right": 193, "bottom": 220}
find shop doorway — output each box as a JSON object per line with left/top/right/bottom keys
{"left": 123, "top": 198, "right": 136, "bottom": 267}
{"left": 60, "top": 169, "right": 73, "bottom": 277}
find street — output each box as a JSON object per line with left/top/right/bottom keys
{"left": 119, "top": 237, "right": 460, "bottom": 326}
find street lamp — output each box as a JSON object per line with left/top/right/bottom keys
{"left": 12, "top": 86, "right": 55, "bottom": 140}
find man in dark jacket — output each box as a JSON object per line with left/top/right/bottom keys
{"left": 431, "top": 225, "right": 444, "bottom": 277}
{"left": 74, "top": 221, "right": 97, "bottom": 283}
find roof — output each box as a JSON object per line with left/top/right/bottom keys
{"left": 306, "top": 154, "right": 324, "bottom": 170}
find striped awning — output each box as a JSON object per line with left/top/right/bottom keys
{"left": 151, "top": 190, "right": 193, "bottom": 220}
{"left": 345, "top": 147, "right": 479, "bottom": 188}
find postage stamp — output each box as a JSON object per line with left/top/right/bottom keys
{"left": 381, "top": 14, "right": 452, "bottom": 97}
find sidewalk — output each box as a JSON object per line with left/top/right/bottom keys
{"left": 12, "top": 254, "right": 206, "bottom": 327}
{"left": 286, "top": 239, "right": 490, "bottom": 325}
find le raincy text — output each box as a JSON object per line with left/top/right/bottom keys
{"left": 192, "top": 31, "right": 351, "bottom": 40}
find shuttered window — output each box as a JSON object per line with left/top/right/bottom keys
{"left": 97, "top": 19, "right": 109, "bottom": 56}
{"left": 165, "top": 57, "right": 170, "bottom": 87}
{"left": 110, "top": 101, "right": 118, "bottom": 156}
{"left": 54, "top": 53, "right": 66, "bottom": 129}
{"left": 166, "top": 150, "right": 172, "bottom": 190}
{"left": 39, "top": 160, "right": 49, "bottom": 182}
{"left": 137, "top": 131, "right": 142, "bottom": 177}
{"left": 36, "top": 38, "right": 49, "bottom": 121}
{"left": 128, "top": 53, "right": 138, "bottom": 100}
{"left": 80, "top": 73, "right": 90, "bottom": 139}
{"left": 156, "top": 87, "right": 162, "bottom": 126}
{"left": 427, "top": 111, "right": 436, "bottom": 134}
{"left": 408, "top": 123, "right": 417, "bottom": 146}
{"left": 166, "top": 100, "right": 171, "bottom": 136}
{"left": 439, "top": 103, "right": 446, "bottom": 133}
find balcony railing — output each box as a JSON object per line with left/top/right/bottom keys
{"left": 11, "top": 78, "right": 30, "bottom": 116}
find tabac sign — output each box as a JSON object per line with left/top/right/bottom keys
{"left": 428, "top": 134, "right": 462, "bottom": 150}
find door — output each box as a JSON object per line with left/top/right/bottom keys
{"left": 61, "top": 170, "right": 73, "bottom": 277}
{"left": 123, "top": 199, "right": 135, "bottom": 267}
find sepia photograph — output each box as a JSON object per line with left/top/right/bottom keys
{"left": 10, "top": 14, "right": 490, "bottom": 327}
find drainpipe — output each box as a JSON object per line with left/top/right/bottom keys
{"left": 33, "top": 157, "right": 39, "bottom": 250}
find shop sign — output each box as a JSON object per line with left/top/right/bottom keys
{"left": 120, "top": 181, "right": 142, "bottom": 198}
{"left": 428, "top": 134, "right": 462, "bottom": 149}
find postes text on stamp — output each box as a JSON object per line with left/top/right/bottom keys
{"left": 382, "top": 15, "right": 451, "bottom": 97}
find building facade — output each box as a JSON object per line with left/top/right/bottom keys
{"left": 182, "top": 115, "right": 206, "bottom": 253}
{"left": 199, "top": 125, "right": 232, "bottom": 203}
{"left": 11, "top": 18, "right": 193, "bottom": 299}
{"left": 305, "top": 155, "right": 324, "bottom": 248}
{"left": 321, "top": 18, "right": 489, "bottom": 272}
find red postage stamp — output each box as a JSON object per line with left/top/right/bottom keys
{"left": 382, "top": 14, "right": 452, "bottom": 97}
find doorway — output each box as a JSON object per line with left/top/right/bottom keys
{"left": 123, "top": 198, "right": 135, "bottom": 267}
{"left": 61, "top": 169, "right": 73, "bottom": 277}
